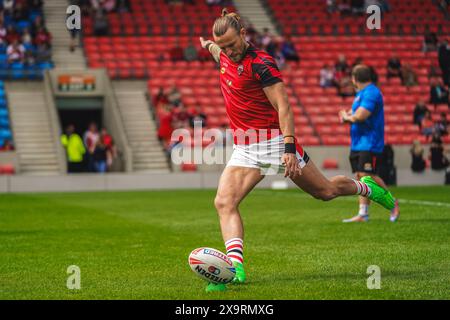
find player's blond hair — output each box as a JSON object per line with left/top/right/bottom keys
{"left": 212, "top": 8, "right": 244, "bottom": 37}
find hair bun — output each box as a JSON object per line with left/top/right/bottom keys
{"left": 221, "top": 8, "right": 228, "bottom": 17}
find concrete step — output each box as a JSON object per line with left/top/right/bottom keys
{"left": 133, "top": 153, "right": 167, "bottom": 162}
{"left": 19, "top": 153, "right": 57, "bottom": 160}
{"left": 20, "top": 164, "right": 59, "bottom": 172}
{"left": 133, "top": 163, "right": 169, "bottom": 170}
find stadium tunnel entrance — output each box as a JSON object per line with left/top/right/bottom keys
{"left": 56, "top": 97, "right": 103, "bottom": 136}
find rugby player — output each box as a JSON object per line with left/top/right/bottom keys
{"left": 199, "top": 9, "right": 396, "bottom": 292}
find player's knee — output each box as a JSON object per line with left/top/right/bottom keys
{"left": 214, "top": 195, "right": 237, "bottom": 214}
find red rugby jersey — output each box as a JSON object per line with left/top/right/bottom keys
{"left": 218, "top": 45, "right": 283, "bottom": 144}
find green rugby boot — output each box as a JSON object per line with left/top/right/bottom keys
{"left": 360, "top": 176, "right": 395, "bottom": 211}
{"left": 231, "top": 261, "right": 246, "bottom": 284}
{"left": 205, "top": 282, "right": 227, "bottom": 293}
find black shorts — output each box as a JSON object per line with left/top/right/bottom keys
{"left": 349, "top": 151, "right": 382, "bottom": 174}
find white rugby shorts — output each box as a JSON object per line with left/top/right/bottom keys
{"left": 226, "top": 134, "right": 310, "bottom": 175}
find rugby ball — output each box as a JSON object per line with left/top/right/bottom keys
{"left": 188, "top": 247, "right": 236, "bottom": 284}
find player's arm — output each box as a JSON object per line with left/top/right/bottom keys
{"left": 263, "top": 82, "right": 301, "bottom": 179}
{"left": 199, "top": 37, "right": 221, "bottom": 63}
{"left": 340, "top": 107, "right": 371, "bottom": 123}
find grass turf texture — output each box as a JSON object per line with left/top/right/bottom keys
{"left": 1, "top": 186, "right": 449, "bottom": 300}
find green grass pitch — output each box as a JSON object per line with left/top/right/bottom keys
{"left": 1, "top": 186, "right": 449, "bottom": 299}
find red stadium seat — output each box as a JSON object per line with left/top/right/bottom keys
{"left": 0, "top": 164, "right": 15, "bottom": 175}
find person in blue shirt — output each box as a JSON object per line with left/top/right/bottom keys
{"left": 339, "top": 65, "right": 400, "bottom": 223}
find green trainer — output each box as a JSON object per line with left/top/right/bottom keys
{"left": 231, "top": 261, "right": 246, "bottom": 284}
{"left": 205, "top": 282, "right": 227, "bottom": 293}
{"left": 360, "top": 176, "right": 395, "bottom": 211}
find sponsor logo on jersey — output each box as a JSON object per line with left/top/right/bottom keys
{"left": 237, "top": 64, "right": 244, "bottom": 76}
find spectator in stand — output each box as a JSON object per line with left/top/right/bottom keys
{"left": 100, "top": 0, "right": 117, "bottom": 13}
{"left": 153, "top": 87, "right": 169, "bottom": 109}
{"left": 7, "top": 39, "right": 25, "bottom": 64}
{"left": 338, "top": 0, "right": 352, "bottom": 15}
{"left": 421, "top": 110, "right": 434, "bottom": 140}
{"left": 351, "top": 0, "right": 365, "bottom": 14}
{"left": 116, "top": 0, "right": 131, "bottom": 13}
{"left": 280, "top": 36, "right": 299, "bottom": 62}
{"left": 22, "top": 28, "right": 33, "bottom": 47}
{"left": 28, "top": 0, "right": 44, "bottom": 11}
{"left": 93, "top": 137, "right": 108, "bottom": 173}
{"left": 326, "top": 0, "right": 337, "bottom": 13}
{"left": 428, "top": 64, "right": 442, "bottom": 80}
{"left": 438, "top": 39, "right": 450, "bottom": 86}
{"left": 167, "top": 85, "right": 182, "bottom": 107}
{"left": 35, "top": 43, "right": 52, "bottom": 63}
{"left": 24, "top": 49, "right": 35, "bottom": 66}
{"left": 184, "top": 41, "right": 198, "bottom": 62}
{"left": 435, "top": 112, "right": 448, "bottom": 137}
{"left": 334, "top": 54, "right": 349, "bottom": 84}
{"left": 337, "top": 74, "right": 355, "bottom": 98}
{"left": 157, "top": 104, "right": 174, "bottom": 149}
{"left": 273, "top": 40, "right": 286, "bottom": 70}
{"left": 429, "top": 77, "right": 449, "bottom": 107}
{"left": 0, "top": 139, "right": 14, "bottom": 151}
{"left": 169, "top": 40, "right": 184, "bottom": 61}
{"left": 83, "top": 122, "right": 100, "bottom": 172}
{"left": 172, "top": 104, "right": 190, "bottom": 129}
{"left": 100, "top": 127, "right": 116, "bottom": 170}
{"left": 31, "top": 15, "right": 45, "bottom": 37}
{"left": 34, "top": 26, "right": 52, "bottom": 47}
{"left": 413, "top": 100, "right": 429, "bottom": 128}
{"left": 319, "top": 64, "right": 335, "bottom": 88}
{"left": 12, "top": 2, "right": 29, "bottom": 22}
{"left": 244, "top": 23, "right": 258, "bottom": 45}
{"left": 5, "top": 25, "right": 20, "bottom": 44}
{"left": 260, "top": 28, "right": 273, "bottom": 51}
{"left": 93, "top": 9, "right": 109, "bottom": 36}
{"left": 2, "top": 0, "right": 15, "bottom": 15}
{"left": 189, "top": 105, "right": 207, "bottom": 128}
{"left": 61, "top": 124, "right": 86, "bottom": 173}
{"left": 401, "top": 63, "right": 418, "bottom": 87}
{"left": 0, "top": 20, "right": 7, "bottom": 47}
{"left": 386, "top": 55, "right": 402, "bottom": 81}
{"left": 430, "top": 133, "right": 449, "bottom": 170}
{"left": 410, "top": 140, "right": 426, "bottom": 173}
{"left": 422, "top": 31, "right": 439, "bottom": 52}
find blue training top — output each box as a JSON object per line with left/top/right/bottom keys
{"left": 350, "top": 83, "right": 385, "bottom": 153}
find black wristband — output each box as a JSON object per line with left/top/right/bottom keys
{"left": 205, "top": 42, "right": 212, "bottom": 51}
{"left": 285, "top": 143, "right": 296, "bottom": 154}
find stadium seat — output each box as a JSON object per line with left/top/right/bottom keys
{"left": 0, "top": 164, "right": 15, "bottom": 175}
{"left": 322, "top": 158, "right": 339, "bottom": 169}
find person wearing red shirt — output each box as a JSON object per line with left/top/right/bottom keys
{"left": 199, "top": 9, "right": 396, "bottom": 292}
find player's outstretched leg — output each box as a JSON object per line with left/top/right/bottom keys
{"left": 290, "top": 160, "right": 396, "bottom": 211}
